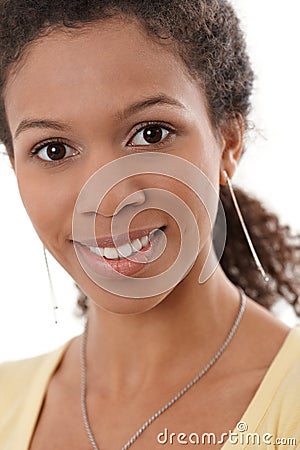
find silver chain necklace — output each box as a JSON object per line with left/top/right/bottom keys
{"left": 80, "top": 288, "right": 246, "bottom": 450}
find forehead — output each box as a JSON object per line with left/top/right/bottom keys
{"left": 4, "top": 18, "right": 208, "bottom": 133}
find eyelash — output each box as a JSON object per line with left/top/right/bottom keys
{"left": 30, "top": 121, "right": 176, "bottom": 166}
{"left": 30, "top": 137, "right": 74, "bottom": 167}
{"left": 128, "top": 121, "right": 175, "bottom": 148}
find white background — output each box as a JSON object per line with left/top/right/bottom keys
{"left": 0, "top": 1, "right": 299, "bottom": 362}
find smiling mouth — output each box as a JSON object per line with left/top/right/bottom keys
{"left": 73, "top": 226, "right": 166, "bottom": 261}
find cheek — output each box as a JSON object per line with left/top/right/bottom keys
{"left": 16, "top": 170, "right": 74, "bottom": 244}
{"left": 155, "top": 175, "right": 216, "bottom": 251}
{"left": 182, "top": 186, "right": 217, "bottom": 246}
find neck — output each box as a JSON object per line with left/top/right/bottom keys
{"left": 84, "top": 261, "right": 241, "bottom": 394}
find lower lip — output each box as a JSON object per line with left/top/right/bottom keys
{"left": 74, "top": 231, "right": 164, "bottom": 278}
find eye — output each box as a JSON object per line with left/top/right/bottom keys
{"left": 32, "top": 141, "right": 77, "bottom": 161}
{"left": 128, "top": 123, "right": 174, "bottom": 146}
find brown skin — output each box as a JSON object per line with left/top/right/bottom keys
{"left": 5, "top": 19, "right": 289, "bottom": 449}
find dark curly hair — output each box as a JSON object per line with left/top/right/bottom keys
{"left": 0, "top": 0, "right": 299, "bottom": 316}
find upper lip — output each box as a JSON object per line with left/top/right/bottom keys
{"left": 73, "top": 226, "right": 164, "bottom": 248}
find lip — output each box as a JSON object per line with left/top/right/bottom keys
{"left": 73, "top": 226, "right": 165, "bottom": 248}
{"left": 73, "top": 228, "right": 165, "bottom": 278}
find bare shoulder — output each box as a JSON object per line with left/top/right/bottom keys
{"left": 243, "top": 296, "right": 290, "bottom": 345}
{"left": 224, "top": 295, "right": 292, "bottom": 375}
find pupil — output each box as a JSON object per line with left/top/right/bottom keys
{"left": 143, "top": 126, "right": 163, "bottom": 144}
{"left": 46, "top": 143, "right": 66, "bottom": 160}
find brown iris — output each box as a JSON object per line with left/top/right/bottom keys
{"left": 143, "top": 126, "right": 163, "bottom": 144}
{"left": 46, "top": 143, "right": 67, "bottom": 160}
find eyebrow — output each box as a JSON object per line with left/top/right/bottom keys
{"left": 114, "top": 94, "right": 187, "bottom": 121}
{"left": 14, "top": 119, "right": 72, "bottom": 139}
{"left": 14, "top": 94, "right": 186, "bottom": 139}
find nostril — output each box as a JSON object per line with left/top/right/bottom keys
{"left": 114, "top": 189, "right": 146, "bottom": 215}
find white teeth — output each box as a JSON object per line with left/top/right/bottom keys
{"left": 89, "top": 246, "right": 103, "bottom": 257}
{"left": 103, "top": 247, "right": 119, "bottom": 260}
{"left": 87, "top": 228, "right": 159, "bottom": 260}
{"left": 117, "top": 243, "right": 133, "bottom": 258}
{"left": 140, "top": 235, "right": 149, "bottom": 247}
{"left": 91, "top": 247, "right": 104, "bottom": 256}
{"left": 131, "top": 238, "right": 142, "bottom": 251}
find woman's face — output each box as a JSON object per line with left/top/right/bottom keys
{"left": 4, "top": 18, "right": 229, "bottom": 314}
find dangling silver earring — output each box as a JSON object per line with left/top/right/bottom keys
{"left": 43, "top": 246, "right": 59, "bottom": 324}
{"left": 223, "top": 170, "right": 269, "bottom": 283}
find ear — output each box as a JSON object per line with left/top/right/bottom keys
{"left": 219, "top": 114, "right": 244, "bottom": 185}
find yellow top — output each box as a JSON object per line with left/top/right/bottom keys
{"left": 1, "top": 325, "right": 300, "bottom": 450}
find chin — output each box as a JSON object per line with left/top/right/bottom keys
{"left": 85, "top": 286, "right": 169, "bottom": 315}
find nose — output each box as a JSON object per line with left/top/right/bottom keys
{"left": 98, "top": 181, "right": 146, "bottom": 217}
{"left": 75, "top": 156, "right": 146, "bottom": 217}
